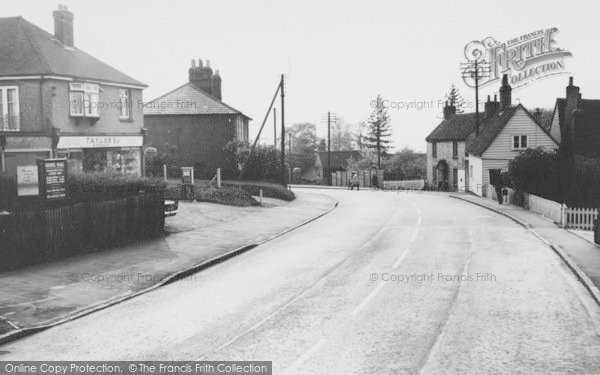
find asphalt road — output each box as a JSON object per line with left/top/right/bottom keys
{"left": 2, "top": 188, "right": 600, "bottom": 373}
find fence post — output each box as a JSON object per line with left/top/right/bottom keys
{"left": 216, "top": 168, "right": 221, "bottom": 188}
{"left": 163, "top": 164, "right": 167, "bottom": 182}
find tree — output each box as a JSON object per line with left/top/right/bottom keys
{"left": 383, "top": 147, "right": 426, "bottom": 179}
{"left": 287, "top": 123, "right": 319, "bottom": 172}
{"left": 363, "top": 95, "right": 392, "bottom": 169}
{"left": 445, "top": 84, "right": 465, "bottom": 113}
{"left": 508, "top": 147, "right": 561, "bottom": 202}
{"left": 317, "top": 138, "right": 327, "bottom": 152}
{"left": 330, "top": 117, "right": 355, "bottom": 151}
{"left": 223, "top": 140, "right": 281, "bottom": 180}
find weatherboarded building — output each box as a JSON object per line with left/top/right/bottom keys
{"left": 144, "top": 59, "right": 251, "bottom": 177}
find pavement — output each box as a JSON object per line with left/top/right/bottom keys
{"left": 2, "top": 189, "right": 600, "bottom": 373}
{"left": 450, "top": 192, "right": 600, "bottom": 300}
{"left": 0, "top": 191, "right": 337, "bottom": 343}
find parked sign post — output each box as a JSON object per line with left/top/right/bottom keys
{"left": 37, "top": 158, "right": 67, "bottom": 200}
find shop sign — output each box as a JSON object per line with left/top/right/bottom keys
{"left": 57, "top": 136, "right": 143, "bottom": 149}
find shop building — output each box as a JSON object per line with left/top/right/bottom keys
{"left": 0, "top": 5, "right": 147, "bottom": 177}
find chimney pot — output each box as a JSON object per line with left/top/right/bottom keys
{"left": 569, "top": 77, "right": 574, "bottom": 86}
{"left": 191, "top": 59, "right": 196, "bottom": 68}
{"left": 198, "top": 59, "right": 203, "bottom": 68}
{"left": 206, "top": 60, "right": 210, "bottom": 68}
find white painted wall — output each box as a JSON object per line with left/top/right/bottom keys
{"left": 468, "top": 154, "right": 483, "bottom": 196}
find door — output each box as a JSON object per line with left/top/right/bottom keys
{"left": 457, "top": 169, "right": 465, "bottom": 192}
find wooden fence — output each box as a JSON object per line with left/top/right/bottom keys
{"left": 331, "top": 170, "right": 384, "bottom": 188}
{"left": 564, "top": 207, "right": 599, "bottom": 231}
{"left": 0, "top": 192, "right": 164, "bottom": 271}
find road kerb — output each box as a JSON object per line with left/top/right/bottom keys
{"left": 0, "top": 199, "right": 339, "bottom": 346}
{"left": 450, "top": 195, "right": 600, "bottom": 307}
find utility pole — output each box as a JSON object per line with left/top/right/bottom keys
{"left": 461, "top": 60, "right": 490, "bottom": 137}
{"left": 273, "top": 107, "right": 277, "bottom": 148}
{"left": 288, "top": 132, "right": 292, "bottom": 184}
{"left": 280, "top": 74, "right": 286, "bottom": 186}
{"left": 474, "top": 59, "right": 480, "bottom": 136}
{"left": 327, "top": 111, "right": 331, "bottom": 186}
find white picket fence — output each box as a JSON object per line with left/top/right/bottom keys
{"left": 564, "top": 207, "right": 599, "bottom": 231}
{"left": 524, "top": 193, "right": 598, "bottom": 230}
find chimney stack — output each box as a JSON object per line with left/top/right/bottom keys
{"left": 188, "top": 58, "right": 222, "bottom": 100}
{"left": 484, "top": 94, "right": 500, "bottom": 117}
{"left": 499, "top": 74, "right": 512, "bottom": 109}
{"left": 53, "top": 5, "right": 74, "bottom": 48}
{"left": 564, "top": 76, "right": 581, "bottom": 149}
{"left": 443, "top": 101, "right": 456, "bottom": 120}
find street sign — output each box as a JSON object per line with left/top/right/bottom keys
{"left": 37, "top": 158, "right": 68, "bottom": 200}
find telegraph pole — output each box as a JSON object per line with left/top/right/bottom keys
{"left": 273, "top": 107, "right": 277, "bottom": 148}
{"left": 327, "top": 111, "right": 332, "bottom": 186}
{"left": 280, "top": 74, "right": 286, "bottom": 186}
{"left": 461, "top": 59, "right": 490, "bottom": 137}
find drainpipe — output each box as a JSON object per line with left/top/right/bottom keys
{"left": 0, "top": 135, "right": 6, "bottom": 173}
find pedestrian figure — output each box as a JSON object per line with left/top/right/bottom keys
{"left": 350, "top": 172, "right": 360, "bottom": 191}
{"left": 494, "top": 175, "right": 504, "bottom": 204}
{"left": 371, "top": 173, "right": 379, "bottom": 190}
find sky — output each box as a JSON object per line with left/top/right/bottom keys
{"left": 5, "top": 0, "right": 600, "bottom": 152}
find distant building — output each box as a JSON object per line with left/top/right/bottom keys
{"left": 144, "top": 59, "right": 251, "bottom": 177}
{"left": 426, "top": 75, "right": 558, "bottom": 195}
{"left": 316, "top": 150, "right": 361, "bottom": 181}
{"left": 550, "top": 77, "right": 600, "bottom": 158}
{"left": 0, "top": 5, "right": 147, "bottom": 176}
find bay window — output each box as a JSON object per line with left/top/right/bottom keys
{"left": 0, "top": 86, "right": 19, "bottom": 131}
{"left": 70, "top": 83, "right": 99, "bottom": 118}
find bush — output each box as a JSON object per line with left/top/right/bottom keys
{"left": 165, "top": 184, "right": 259, "bottom": 206}
{"left": 68, "top": 171, "right": 166, "bottom": 203}
{"left": 508, "top": 148, "right": 561, "bottom": 202}
{"left": 565, "top": 155, "right": 600, "bottom": 208}
{"left": 223, "top": 141, "right": 281, "bottom": 180}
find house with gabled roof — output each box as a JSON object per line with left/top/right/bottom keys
{"left": 465, "top": 75, "right": 559, "bottom": 196}
{"left": 144, "top": 59, "right": 251, "bottom": 177}
{"left": 550, "top": 77, "right": 600, "bottom": 158}
{"left": 426, "top": 74, "right": 559, "bottom": 195}
{"left": 0, "top": 5, "right": 147, "bottom": 176}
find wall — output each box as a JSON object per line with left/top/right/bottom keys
{"left": 468, "top": 154, "right": 483, "bottom": 196}
{"left": 48, "top": 79, "right": 144, "bottom": 135}
{"left": 482, "top": 107, "right": 558, "bottom": 160}
{"left": 426, "top": 140, "right": 466, "bottom": 188}
{"left": 145, "top": 113, "right": 238, "bottom": 175}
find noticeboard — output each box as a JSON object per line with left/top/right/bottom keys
{"left": 181, "top": 167, "right": 194, "bottom": 185}
{"left": 17, "top": 165, "right": 40, "bottom": 196}
{"left": 37, "top": 158, "right": 68, "bottom": 200}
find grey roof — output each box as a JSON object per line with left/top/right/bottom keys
{"left": 0, "top": 16, "right": 146, "bottom": 86}
{"left": 426, "top": 113, "right": 477, "bottom": 141}
{"left": 143, "top": 82, "right": 250, "bottom": 118}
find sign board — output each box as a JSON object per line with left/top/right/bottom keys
{"left": 17, "top": 165, "right": 39, "bottom": 196}
{"left": 57, "top": 135, "right": 143, "bottom": 149}
{"left": 181, "top": 167, "right": 194, "bottom": 185}
{"left": 37, "top": 158, "right": 68, "bottom": 200}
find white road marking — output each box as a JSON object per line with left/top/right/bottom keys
{"left": 410, "top": 228, "right": 420, "bottom": 242}
{"left": 351, "top": 281, "right": 386, "bottom": 316}
{"left": 393, "top": 248, "right": 410, "bottom": 269}
{"left": 282, "top": 339, "right": 328, "bottom": 374}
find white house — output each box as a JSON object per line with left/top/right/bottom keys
{"left": 465, "top": 76, "right": 559, "bottom": 196}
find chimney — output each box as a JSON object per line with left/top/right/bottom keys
{"left": 533, "top": 108, "right": 542, "bottom": 125}
{"left": 188, "top": 58, "right": 222, "bottom": 100}
{"left": 53, "top": 5, "right": 74, "bottom": 48}
{"left": 443, "top": 101, "right": 456, "bottom": 120}
{"left": 564, "top": 76, "right": 581, "bottom": 149}
{"left": 484, "top": 95, "right": 500, "bottom": 118}
{"left": 499, "top": 74, "right": 512, "bottom": 109}
{"left": 211, "top": 69, "right": 222, "bottom": 100}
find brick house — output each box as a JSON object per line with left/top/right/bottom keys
{"left": 144, "top": 59, "right": 251, "bottom": 177}
{"left": 0, "top": 6, "right": 147, "bottom": 177}
{"left": 550, "top": 77, "right": 600, "bottom": 158}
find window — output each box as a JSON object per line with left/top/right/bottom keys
{"left": 0, "top": 86, "right": 19, "bottom": 131}
{"left": 432, "top": 142, "right": 437, "bottom": 158}
{"left": 119, "top": 89, "right": 130, "bottom": 119}
{"left": 70, "top": 83, "right": 99, "bottom": 117}
{"left": 452, "top": 141, "right": 458, "bottom": 158}
{"left": 512, "top": 135, "right": 528, "bottom": 150}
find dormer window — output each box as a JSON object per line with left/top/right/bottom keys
{"left": 70, "top": 83, "right": 99, "bottom": 118}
